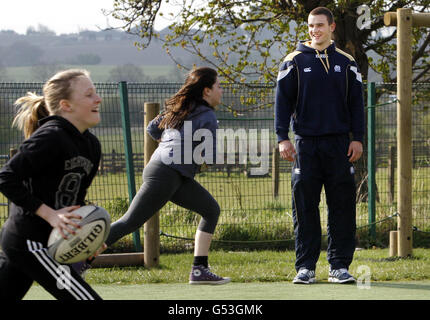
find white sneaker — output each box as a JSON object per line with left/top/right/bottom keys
{"left": 293, "top": 268, "right": 316, "bottom": 284}
{"left": 328, "top": 268, "right": 356, "bottom": 284}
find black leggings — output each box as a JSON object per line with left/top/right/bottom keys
{"left": 0, "top": 230, "right": 102, "bottom": 300}
{"left": 106, "top": 160, "right": 220, "bottom": 246}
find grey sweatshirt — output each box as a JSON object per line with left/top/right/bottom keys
{"left": 146, "top": 101, "right": 218, "bottom": 178}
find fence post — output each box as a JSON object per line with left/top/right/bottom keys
{"left": 389, "top": 230, "right": 398, "bottom": 257}
{"left": 367, "top": 82, "right": 376, "bottom": 242}
{"left": 9, "top": 148, "right": 17, "bottom": 158}
{"left": 396, "top": 8, "right": 413, "bottom": 257}
{"left": 388, "top": 145, "right": 395, "bottom": 204}
{"left": 99, "top": 153, "right": 104, "bottom": 175}
{"left": 7, "top": 148, "right": 18, "bottom": 218}
{"left": 119, "top": 81, "right": 142, "bottom": 252}
{"left": 144, "top": 102, "right": 160, "bottom": 268}
{"left": 272, "top": 147, "right": 279, "bottom": 198}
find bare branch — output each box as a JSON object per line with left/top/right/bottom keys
{"left": 414, "top": 64, "right": 430, "bottom": 82}
{"left": 413, "top": 33, "right": 430, "bottom": 66}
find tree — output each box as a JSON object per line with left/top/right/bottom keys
{"left": 26, "top": 24, "right": 56, "bottom": 36}
{"left": 0, "top": 61, "right": 10, "bottom": 81}
{"left": 107, "top": 0, "right": 430, "bottom": 202}
{"left": 31, "top": 63, "right": 65, "bottom": 82}
{"left": 3, "top": 41, "right": 44, "bottom": 66}
{"left": 107, "top": 0, "right": 430, "bottom": 86}
{"left": 69, "top": 53, "right": 102, "bottom": 65}
{"left": 108, "top": 64, "right": 147, "bottom": 82}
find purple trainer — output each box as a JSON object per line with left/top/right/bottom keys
{"left": 189, "top": 265, "right": 231, "bottom": 285}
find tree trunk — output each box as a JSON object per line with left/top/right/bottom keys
{"left": 333, "top": 8, "right": 371, "bottom": 203}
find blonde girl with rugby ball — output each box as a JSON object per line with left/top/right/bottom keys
{"left": 0, "top": 69, "right": 103, "bottom": 300}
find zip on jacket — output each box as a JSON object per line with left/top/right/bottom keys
{"left": 275, "top": 41, "right": 364, "bottom": 143}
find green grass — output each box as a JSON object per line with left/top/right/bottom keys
{"left": 23, "top": 249, "right": 430, "bottom": 300}
{"left": 24, "top": 281, "right": 430, "bottom": 300}
{"left": 84, "top": 249, "right": 430, "bottom": 285}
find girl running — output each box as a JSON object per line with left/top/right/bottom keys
{"left": 0, "top": 69, "right": 103, "bottom": 299}
{"left": 105, "top": 67, "right": 230, "bottom": 285}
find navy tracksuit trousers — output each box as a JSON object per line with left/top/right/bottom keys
{"left": 292, "top": 135, "right": 356, "bottom": 271}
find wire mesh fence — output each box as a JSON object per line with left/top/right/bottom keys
{"left": 1, "top": 81, "right": 429, "bottom": 252}
{"left": 370, "top": 82, "right": 430, "bottom": 246}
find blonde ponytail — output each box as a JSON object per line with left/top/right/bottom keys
{"left": 12, "top": 68, "right": 91, "bottom": 139}
{"left": 13, "top": 92, "right": 49, "bottom": 139}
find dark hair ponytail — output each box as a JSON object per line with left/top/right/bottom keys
{"left": 159, "top": 67, "right": 218, "bottom": 129}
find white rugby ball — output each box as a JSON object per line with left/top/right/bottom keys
{"left": 47, "top": 205, "right": 111, "bottom": 264}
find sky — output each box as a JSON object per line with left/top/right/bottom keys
{"left": 0, "top": 0, "right": 172, "bottom": 35}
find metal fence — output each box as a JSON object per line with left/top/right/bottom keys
{"left": 1, "top": 82, "right": 429, "bottom": 252}
{"left": 369, "top": 82, "right": 430, "bottom": 248}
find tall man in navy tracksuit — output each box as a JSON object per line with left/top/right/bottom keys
{"left": 275, "top": 7, "right": 364, "bottom": 284}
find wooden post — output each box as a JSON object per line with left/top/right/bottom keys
{"left": 272, "top": 147, "right": 279, "bottom": 198}
{"left": 143, "top": 102, "right": 160, "bottom": 268}
{"left": 99, "top": 153, "right": 104, "bottom": 175}
{"left": 396, "top": 8, "right": 413, "bottom": 257}
{"left": 389, "top": 231, "right": 398, "bottom": 257}
{"left": 111, "top": 149, "right": 117, "bottom": 173}
{"left": 384, "top": 9, "right": 430, "bottom": 257}
{"left": 9, "top": 148, "right": 17, "bottom": 158}
{"left": 7, "top": 148, "right": 18, "bottom": 216}
{"left": 384, "top": 12, "right": 430, "bottom": 27}
{"left": 388, "top": 145, "right": 395, "bottom": 204}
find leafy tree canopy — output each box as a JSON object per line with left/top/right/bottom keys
{"left": 107, "top": 0, "right": 430, "bottom": 86}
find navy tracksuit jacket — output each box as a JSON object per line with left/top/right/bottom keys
{"left": 275, "top": 41, "right": 365, "bottom": 271}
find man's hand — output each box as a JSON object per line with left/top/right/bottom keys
{"left": 279, "top": 140, "right": 296, "bottom": 162}
{"left": 348, "top": 141, "right": 363, "bottom": 162}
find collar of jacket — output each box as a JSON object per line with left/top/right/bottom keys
{"left": 38, "top": 115, "right": 91, "bottom": 139}
{"left": 297, "top": 40, "right": 336, "bottom": 54}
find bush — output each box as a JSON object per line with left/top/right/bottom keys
{"left": 69, "top": 53, "right": 101, "bottom": 65}
{"left": 103, "top": 197, "right": 129, "bottom": 221}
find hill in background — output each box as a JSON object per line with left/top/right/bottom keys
{"left": 0, "top": 26, "right": 382, "bottom": 82}
{"left": 0, "top": 27, "right": 192, "bottom": 82}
